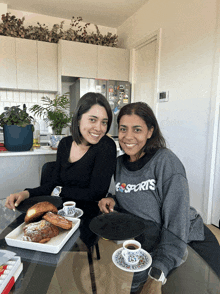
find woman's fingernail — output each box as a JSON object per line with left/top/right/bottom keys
{"left": 15, "top": 203, "right": 18, "bottom": 207}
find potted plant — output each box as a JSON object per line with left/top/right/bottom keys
{"left": 0, "top": 104, "right": 34, "bottom": 151}
{"left": 29, "top": 93, "right": 72, "bottom": 149}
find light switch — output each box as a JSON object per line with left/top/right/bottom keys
{"left": 158, "top": 91, "right": 169, "bottom": 102}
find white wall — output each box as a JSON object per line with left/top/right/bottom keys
{"left": 117, "top": 0, "right": 219, "bottom": 222}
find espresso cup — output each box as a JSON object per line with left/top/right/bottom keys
{"left": 121, "top": 240, "right": 141, "bottom": 266}
{"left": 63, "top": 201, "right": 76, "bottom": 216}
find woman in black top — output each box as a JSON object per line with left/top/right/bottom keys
{"left": 5, "top": 92, "right": 117, "bottom": 216}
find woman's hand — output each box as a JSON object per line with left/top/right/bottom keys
{"left": 140, "top": 277, "right": 162, "bottom": 294}
{"left": 98, "top": 197, "right": 115, "bottom": 213}
{"left": 5, "top": 191, "right": 30, "bottom": 210}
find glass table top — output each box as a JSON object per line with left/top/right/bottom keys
{"left": 0, "top": 198, "right": 219, "bottom": 294}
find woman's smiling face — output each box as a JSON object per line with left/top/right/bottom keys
{"left": 79, "top": 104, "right": 108, "bottom": 145}
{"left": 118, "top": 114, "right": 154, "bottom": 162}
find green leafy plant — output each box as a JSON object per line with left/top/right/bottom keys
{"left": 0, "top": 13, "right": 118, "bottom": 47}
{"left": 0, "top": 105, "right": 33, "bottom": 128}
{"left": 29, "top": 93, "right": 72, "bottom": 135}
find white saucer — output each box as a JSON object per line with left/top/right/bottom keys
{"left": 58, "top": 208, "right": 83, "bottom": 218}
{"left": 112, "top": 247, "right": 152, "bottom": 272}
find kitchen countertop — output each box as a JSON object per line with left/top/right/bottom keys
{"left": 0, "top": 147, "right": 122, "bottom": 157}
{"left": 0, "top": 148, "right": 57, "bottom": 157}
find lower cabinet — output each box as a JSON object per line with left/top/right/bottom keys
{"left": 0, "top": 152, "right": 57, "bottom": 200}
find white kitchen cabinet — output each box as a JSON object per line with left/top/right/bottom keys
{"left": 16, "top": 38, "right": 38, "bottom": 90}
{"left": 0, "top": 37, "right": 58, "bottom": 92}
{"left": 58, "top": 40, "right": 129, "bottom": 81}
{"left": 38, "top": 41, "right": 58, "bottom": 91}
{"left": 58, "top": 40, "right": 98, "bottom": 78}
{"left": 97, "top": 46, "right": 129, "bottom": 81}
{"left": 0, "top": 36, "right": 17, "bottom": 89}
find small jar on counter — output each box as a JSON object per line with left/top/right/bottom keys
{"left": 33, "top": 120, "right": 41, "bottom": 149}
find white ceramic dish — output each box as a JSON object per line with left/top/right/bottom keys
{"left": 5, "top": 217, "right": 80, "bottom": 254}
{"left": 112, "top": 247, "right": 152, "bottom": 272}
{"left": 58, "top": 208, "right": 83, "bottom": 218}
{"left": 40, "top": 146, "right": 51, "bottom": 150}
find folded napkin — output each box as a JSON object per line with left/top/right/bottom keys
{"left": 0, "top": 250, "right": 16, "bottom": 267}
{"left": 0, "top": 143, "right": 7, "bottom": 151}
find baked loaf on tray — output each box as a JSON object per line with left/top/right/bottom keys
{"left": 24, "top": 201, "right": 58, "bottom": 223}
{"left": 23, "top": 220, "right": 59, "bottom": 243}
{"left": 43, "top": 212, "right": 72, "bottom": 230}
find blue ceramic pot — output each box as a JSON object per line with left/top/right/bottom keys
{"left": 50, "top": 135, "right": 65, "bottom": 150}
{"left": 3, "top": 125, "right": 33, "bottom": 152}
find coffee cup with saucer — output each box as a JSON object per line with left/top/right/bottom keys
{"left": 63, "top": 201, "right": 76, "bottom": 216}
{"left": 121, "top": 240, "right": 141, "bottom": 266}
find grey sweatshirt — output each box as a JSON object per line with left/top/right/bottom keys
{"left": 115, "top": 148, "right": 204, "bottom": 276}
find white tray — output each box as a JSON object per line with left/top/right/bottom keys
{"left": 5, "top": 217, "right": 80, "bottom": 254}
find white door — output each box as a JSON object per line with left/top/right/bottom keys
{"left": 212, "top": 105, "right": 220, "bottom": 227}
{"left": 131, "top": 37, "right": 158, "bottom": 111}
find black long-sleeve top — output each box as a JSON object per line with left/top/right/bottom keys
{"left": 26, "top": 135, "right": 117, "bottom": 208}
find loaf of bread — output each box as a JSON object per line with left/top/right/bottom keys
{"left": 43, "top": 212, "right": 72, "bottom": 230}
{"left": 24, "top": 201, "right": 58, "bottom": 223}
{"left": 23, "top": 220, "right": 59, "bottom": 243}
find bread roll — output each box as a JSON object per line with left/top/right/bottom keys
{"left": 24, "top": 201, "right": 58, "bottom": 223}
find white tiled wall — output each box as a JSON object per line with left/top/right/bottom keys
{"left": 0, "top": 90, "right": 71, "bottom": 136}
{"left": 0, "top": 90, "right": 56, "bottom": 117}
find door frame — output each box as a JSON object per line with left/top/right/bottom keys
{"left": 128, "top": 28, "right": 162, "bottom": 116}
{"left": 206, "top": 52, "right": 220, "bottom": 225}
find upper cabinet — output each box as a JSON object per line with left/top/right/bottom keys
{"left": 97, "top": 46, "right": 129, "bottom": 81}
{"left": 0, "top": 36, "right": 129, "bottom": 92}
{"left": 16, "top": 38, "right": 38, "bottom": 90}
{"left": 0, "top": 36, "right": 17, "bottom": 89}
{"left": 37, "top": 41, "right": 58, "bottom": 91}
{"left": 58, "top": 40, "right": 129, "bottom": 81}
{"left": 58, "top": 40, "right": 98, "bottom": 78}
{"left": 0, "top": 36, "right": 58, "bottom": 92}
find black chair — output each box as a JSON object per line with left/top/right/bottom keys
{"left": 40, "top": 161, "right": 56, "bottom": 186}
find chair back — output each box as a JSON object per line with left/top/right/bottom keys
{"left": 40, "top": 161, "right": 56, "bottom": 186}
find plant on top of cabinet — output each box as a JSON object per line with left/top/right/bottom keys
{"left": 62, "top": 17, "right": 118, "bottom": 47}
{"left": 0, "top": 105, "right": 34, "bottom": 152}
{"left": 29, "top": 93, "right": 72, "bottom": 135}
{"left": 0, "top": 13, "right": 118, "bottom": 47}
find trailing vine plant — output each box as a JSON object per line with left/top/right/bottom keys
{"left": 0, "top": 13, "right": 118, "bottom": 47}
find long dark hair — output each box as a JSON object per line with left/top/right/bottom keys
{"left": 117, "top": 102, "right": 166, "bottom": 154}
{"left": 72, "top": 92, "right": 112, "bottom": 144}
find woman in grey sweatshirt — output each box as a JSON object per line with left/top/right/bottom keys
{"left": 99, "top": 102, "right": 220, "bottom": 293}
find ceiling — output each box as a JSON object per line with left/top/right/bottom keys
{"left": 3, "top": 0, "right": 149, "bottom": 28}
